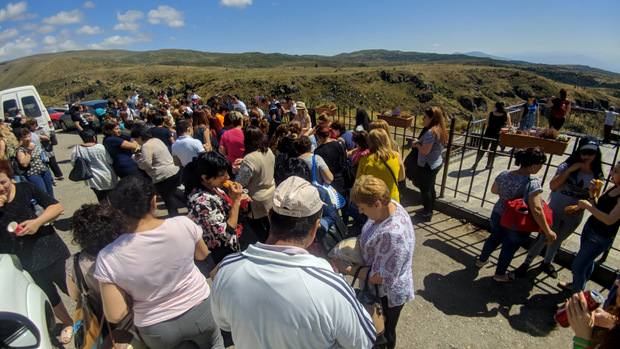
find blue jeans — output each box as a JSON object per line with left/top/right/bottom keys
{"left": 26, "top": 169, "right": 54, "bottom": 198}
{"left": 479, "top": 212, "right": 530, "bottom": 276}
{"left": 571, "top": 222, "right": 615, "bottom": 293}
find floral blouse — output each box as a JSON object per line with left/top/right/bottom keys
{"left": 187, "top": 187, "right": 242, "bottom": 251}
{"left": 359, "top": 200, "right": 415, "bottom": 308}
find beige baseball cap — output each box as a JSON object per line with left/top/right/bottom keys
{"left": 272, "top": 176, "right": 323, "bottom": 218}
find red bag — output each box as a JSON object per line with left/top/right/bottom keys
{"left": 500, "top": 198, "right": 553, "bottom": 233}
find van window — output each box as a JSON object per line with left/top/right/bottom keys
{"left": 21, "top": 96, "right": 41, "bottom": 118}
{"left": 3, "top": 99, "right": 17, "bottom": 118}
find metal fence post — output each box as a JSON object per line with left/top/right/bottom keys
{"left": 440, "top": 118, "right": 456, "bottom": 198}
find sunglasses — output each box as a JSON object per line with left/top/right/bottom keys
{"left": 580, "top": 149, "right": 597, "bottom": 156}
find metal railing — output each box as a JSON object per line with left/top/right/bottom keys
{"left": 320, "top": 104, "right": 619, "bottom": 270}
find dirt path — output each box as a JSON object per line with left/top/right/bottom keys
{"left": 51, "top": 132, "right": 609, "bottom": 348}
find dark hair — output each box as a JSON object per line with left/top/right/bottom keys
{"left": 274, "top": 157, "right": 312, "bottom": 185}
{"left": 192, "top": 109, "right": 209, "bottom": 127}
{"left": 243, "top": 126, "right": 268, "bottom": 155}
{"left": 355, "top": 109, "right": 370, "bottom": 131}
{"left": 514, "top": 147, "right": 547, "bottom": 167}
{"left": 495, "top": 101, "right": 507, "bottom": 114}
{"left": 24, "top": 119, "right": 37, "bottom": 127}
{"left": 183, "top": 151, "right": 231, "bottom": 194}
{"left": 269, "top": 209, "right": 322, "bottom": 244}
{"left": 109, "top": 175, "right": 155, "bottom": 220}
{"left": 176, "top": 120, "right": 192, "bottom": 135}
{"left": 71, "top": 204, "right": 127, "bottom": 256}
{"left": 103, "top": 121, "right": 119, "bottom": 136}
{"left": 315, "top": 124, "right": 331, "bottom": 139}
{"left": 288, "top": 121, "right": 301, "bottom": 135}
{"left": 80, "top": 128, "right": 97, "bottom": 143}
{"left": 0, "top": 158, "right": 14, "bottom": 178}
{"left": 152, "top": 115, "right": 164, "bottom": 126}
{"left": 293, "top": 136, "right": 312, "bottom": 155}
{"left": 565, "top": 135, "right": 604, "bottom": 178}
{"left": 130, "top": 125, "right": 153, "bottom": 141}
{"left": 331, "top": 120, "right": 346, "bottom": 134}
{"left": 16, "top": 127, "right": 30, "bottom": 141}
{"left": 352, "top": 130, "right": 369, "bottom": 150}
{"left": 560, "top": 89, "right": 567, "bottom": 100}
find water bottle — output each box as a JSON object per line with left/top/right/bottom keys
{"left": 30, "top": 199, "right": 50, "bottom": 226}
{"left": 30, "top": 199, "right": 44, "bottom": 217}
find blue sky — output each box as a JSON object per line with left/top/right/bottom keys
{"left": 0, "top": 0, "right": 619, "bottom": 72}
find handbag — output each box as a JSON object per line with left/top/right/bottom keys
{"left": 404, "top": 128, "right": 428, "bottom": 188}
{"left": 351, "top": 266, "right": 385, "bottom": 336}
{"left": 317, "top": 212, "right": 348, "bottom": 254}
{"left": 69, "top": 146, "right": 94, "bottom": 181}
{"left": 312, "top": 155, "right": 346, "bottom": 209}
{"left": 338, "top": 141, "right": 357, "bottom": 189}
{"left": 500, "top": 178, "right": 553, "bottom": 233}
{"left": 72, "top": 253, "right": 104, "bottom": 349}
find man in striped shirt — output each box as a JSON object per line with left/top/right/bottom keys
{"left": 210, "top": 176, "right": 376, "bottom": 349}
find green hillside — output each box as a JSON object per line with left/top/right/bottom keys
{"left": 0, "top": 49, "right": 618, "bottom": 120}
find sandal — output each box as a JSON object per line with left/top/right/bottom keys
{"left": 475, "top": 259, "right": 489, "bottom": 268}
{"left": 558, "top": 281, "right": 573, "bottom": 291}
{"left": 59, "top": 326, "right": 73, "bottom": 344}
{"left": 493, "top": 273, "right": 515, "bottom": 283}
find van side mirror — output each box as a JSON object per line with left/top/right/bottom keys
{"left": 0, "top": 312, "right": 41, "bottom": 349}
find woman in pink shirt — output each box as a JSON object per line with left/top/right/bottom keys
{"left": 94, "top": 175, "right": 224, "bottom": 349}
{"left": 219, "top": 111, "right": 245, "bottom": 164}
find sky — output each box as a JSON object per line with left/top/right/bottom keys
{"left": 0, "top": 0, "right": 619, "bottom": 72}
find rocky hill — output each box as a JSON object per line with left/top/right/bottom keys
{"left": 0, "top": 49, "right": 618, "bottom": 119}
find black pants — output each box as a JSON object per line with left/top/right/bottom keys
{"left": 549, "top": 117, "right": 565, "bottom": 130}
{"left": 92, "top": 188, "right": 112, "bottom": 204}
{"left": 154, "top": 171, "right": 184, "bottom": 217}
{"left": 416, "top": 164, "right": 440, "bottom": 214}
{"left": 474, "top": 136, "right": 499, "bottom": 168}
{"left": 29, "top": 258, "right": 68, "bottom": 306}
{"left": 379, "top": 296, "right": 404, "bottom": 349}
{"left": 47, "top": 155, "right": 63, "bottom": 178}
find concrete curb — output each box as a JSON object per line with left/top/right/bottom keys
{"left": 402, "top": 184, "right": 619, "bottom": 288}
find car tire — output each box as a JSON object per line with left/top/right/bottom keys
{"left": 52, "top": 120, "right": 60, "bottom": 130}
{"left": 60, "top": 120, "right": 68, "bottom": 132}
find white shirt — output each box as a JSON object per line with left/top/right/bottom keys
{"left": 605, "top": 110, "right": 618, "bottom": 126}
{"left": 233, "top": 101, "right": 248, "bottom": 116}
{"left": 211, "top": 244, "right": 376, "bottom": 349}
{"left": 171, "top": 135, "right": 205, "bottom": 166}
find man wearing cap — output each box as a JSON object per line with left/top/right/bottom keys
{"left": 604, "top": 106, "right": 618, "bottom": 143}
{"left": 210, "top": 176, "right": 376, "bottom": 349}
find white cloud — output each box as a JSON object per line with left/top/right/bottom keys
{"left": 42, "top": 29, "right": 70, "bottom": 45}
{"left": 147, "top": 5, "right": 184, "bottom": 27}
{"left": 220, "top": 0, "right": 252, "bottom": 9}
{"left": 433, "top": 43, "right": 442, "bottom": 47}
{"left": 170, "top": 36, "right": 176, "bottom": 41}
{"left": 37, "top": 25, "right": 55, "bottom": 34}
{"left": 89, "top": 34, "right": 151, "bottom": 49}
{"left": 83, "top": 1, "right": 95, "bottom": 8}
{"left": 21, "top": 22, "right": 37, "bottom": 31}
{"left": 76, "top": 25, "right": 103, "bottom": 35}
{"left": 43, "top": 39, "right": 80, "bottom": 53}
{"left": 113, "top": 10, "right": 143, "bottom": 33}
{"left": 0, "top": 37, "right": 36, "bottom": 58}
{"left": 0, "top": 2, "right": 28, "bottom": 23}
{"left": 42, "top": 9, "right": 84, "bottom": 25}
{"left": 0, "top": 28, "right": 19, "bottom": 42}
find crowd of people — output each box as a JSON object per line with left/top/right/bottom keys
{"left": 0, "top": 90, "right": 619, "bottom": 349}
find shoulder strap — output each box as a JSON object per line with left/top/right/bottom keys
{"left": 73, "top": 252, "right": 89, "bottom": 295}
{"left": 312, "top": 155, "right": 317, "bottom": 183}
{"left": 382, "top": 158, "right": 398, "bottom": 185}
{"left": 350, "top": 265, "right": 369, "bottom": 287}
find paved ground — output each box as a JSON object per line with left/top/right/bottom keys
{"left": 49, "top": 132, "right": 614, "bottom": 348}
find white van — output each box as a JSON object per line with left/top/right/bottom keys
{"left": 0, "top": 85, "right": 56, "bottom": 136}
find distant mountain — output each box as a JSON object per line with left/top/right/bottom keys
{"left": 453, "top": 51, "right": 507, "bottom": 60}
{"left": 1, "top": 48, "right": 618, "bottom": 116}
